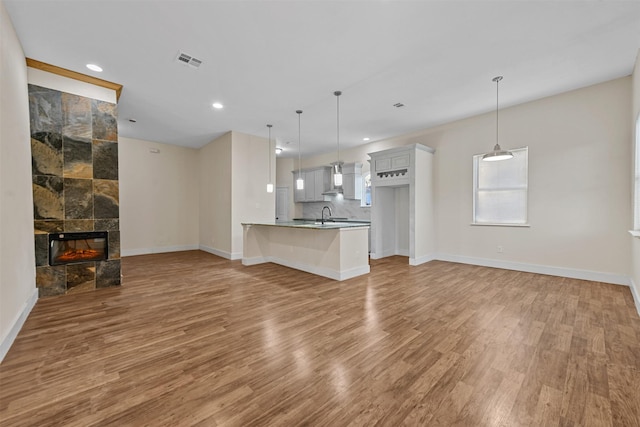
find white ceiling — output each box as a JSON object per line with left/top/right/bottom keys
{"left": 5, "top": 1, "right": 640, "bottom": 157}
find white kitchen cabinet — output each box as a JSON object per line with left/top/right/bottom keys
{"left": 292, "top": 167, "right": 331, "bottom": 202}
{"left": 342, "top": 162, "right": 363, "bottom": 200}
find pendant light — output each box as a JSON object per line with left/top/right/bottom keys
{"left": 333, "top": 90, "right": 343, "bottom": 187}
{"left": 296, "top": 110, "right": 304, "bottom": 190}
{"left": 266, "top": 124, "right": 274, "bottom": 193}
{"left": 482, "top": 76, "right": 513, "bottom": 162}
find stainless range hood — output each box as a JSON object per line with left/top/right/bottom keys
{"left": 322, "top": 163, "right": 343, "bottom": 196}
{"left": 322, "top": 187, "right": 343, "bottom": 196}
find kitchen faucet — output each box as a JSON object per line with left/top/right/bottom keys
{"left": 321, "top": 206, "right": 332, "bottom": 224}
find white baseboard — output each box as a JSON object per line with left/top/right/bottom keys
{"left": 0, "top": 287, "right": 38, "bottom": 363}
{"left": 410, "top": 253, "right": 436, "bottom": 266}
{"left": 122, "top": 244, "right": 199, "bottom": 257}
{"left": 199, "top": 245, "right": 242, "bottom": 261}
{"left": 435, "top": 253, "right": 630, "bottom": 287}
{"left": 242, "top": 256, "right": 268, "bottom": 266}
{"left": 629, "top": 278, "right": 640, "bottom": 316}
{"left": 243, "top": 255, "right": 369, "bottom": 281}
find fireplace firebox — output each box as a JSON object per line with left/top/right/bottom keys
{"left": 49, "top": 231, "right": 109, "bottom": 266}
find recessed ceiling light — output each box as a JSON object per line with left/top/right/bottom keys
{"left": 212, "top": 102, "right": 223, "bottom": 109}
{"left": 86, "top": 64, "right": 103, "bottom": 72}
{"left": 275, "top": 147, "right": 283, "bottom": 155}
{"left": 363, "top": 137, "right": 370, "bottom": 141}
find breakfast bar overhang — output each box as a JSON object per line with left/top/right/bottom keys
{"left": 242, "top": 222, "right": 370, "bottom": 281}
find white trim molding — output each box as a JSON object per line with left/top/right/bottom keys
{"left": 121, "top": 244, "right": 199, "bottom": 257}
{"left": 630, "top": 278, "right": 640, "bottom": 316}
{"left": 0, "top": 288, "right": 38, "bottom": 363}
{"left": 199, "top": 245, "right": 242, "bottom": 261}
{"left": 409, "top": 254, "right": 437, "bottom": 266}
{"left": 629, "top": 230, "right": 640, "bottom": 238}
{"left": 435, "top": 253, "right": 630, "bottom": 286}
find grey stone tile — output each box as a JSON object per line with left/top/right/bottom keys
{"left": 92, "top": 100, "right": 117, "bottom": 141}
{"left": 31, "top": 132, "right": 62, "bottom": 176}
{"left": 95, "top": 219, "right": 119, "bottom": 231}
{"left": 63, "top": 136, "right": 93, "bottom": 179}
{"left": 36, "top": 265, "right": 66, "bottom": 296}
{"left": 66, "top": 263, "right": 96, "bottom": 293}
{"left": 96, "top": 259, "right": 121, "bottom": 288}
{"left": 28, "top": 85, "right": 62, "bottom": 135}
{"left": 62, "top": 92, "right": 92, "bottom": 141}
{"left": 64, "top": 178, "right": 93, "bottom": 219}
{"left": 32, "top": 175, "right": 64, "bottom": 220}
{"left": 93, "top": 179, "right": 119, "bottom": 219}
{"left": 93, "top": 140, "right": 118, "bottom": 180}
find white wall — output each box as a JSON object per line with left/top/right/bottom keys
{"left": 118, "top": 136, "right": 199, "bottom": 256}
{"left": 0, "top": 0, "right": 38, "bottom": 362}
{"left": 631, "top": 50, "right": 640, "bottom": 311}
{"left": 230, "top": 131, "right": 275, "bottom": 258}
{"left": 300, "top": 77, "right": 632, "bottom": 285}
{"left": 198, "top": 131, "right": 274, "bottom": 259}
{"left": 198, "top": 132, "right": 233, "bottom": 257}
{"left": 275, "top": 157, "right": 296, "bottom": 219}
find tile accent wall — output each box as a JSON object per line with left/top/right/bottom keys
{"left": 29, "top": 84, "right": 121, "bottom": 297}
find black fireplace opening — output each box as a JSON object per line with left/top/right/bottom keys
{"left": 49, "top": 231, "right": 108, "bottom": 266}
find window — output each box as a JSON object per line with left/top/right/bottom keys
{"left": 473, "top": 147, "right": 528, "bottom": 225}
{"left": 634, "top": 116, "right": 640, "bottom": 232}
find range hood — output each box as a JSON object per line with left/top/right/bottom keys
{"left": 322, "top": 163, "right": 343, "bottom": 196}
{"left": 322, "top": 187, "right": 343, "bottom": 196}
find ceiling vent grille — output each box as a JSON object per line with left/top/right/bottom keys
{"left": 176, "top": 51, "right": 202, "bottom": 69}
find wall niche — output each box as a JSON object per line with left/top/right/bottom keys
{"left": 29, "top": 84, "right": 121, "bottom": 296}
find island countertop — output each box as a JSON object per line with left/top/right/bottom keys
{"left": 242, "top": 222, "right": 370, "bottom": 280}
{"left": 241, "top": 221, "right": 370, "bottom": 230}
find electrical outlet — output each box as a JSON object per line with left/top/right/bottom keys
{"left": 497, "top": 245, "right": 503, "bottom": 253}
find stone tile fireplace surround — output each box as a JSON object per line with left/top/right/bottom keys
{"left": 29, "top": 84, "right": 121, "bottom": 296}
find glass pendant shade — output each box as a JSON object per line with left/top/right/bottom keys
{"left": 332, "top": 163, "right": 343, "bottom": 187}
{"left": 266, "top": 124, "right": 274, "bottom": 193}
{"left": 333, "top": 91, "right": 343, "bottom": 187}
{"left": 296, "top": 110, "right": 304, "bottom": 190}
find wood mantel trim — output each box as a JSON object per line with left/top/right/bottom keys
{"left": 26, "top": 58, "right": 123, "bottom": 101}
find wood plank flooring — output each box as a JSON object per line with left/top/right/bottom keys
{"left": 1, "top": 251, "right": 639, "bottom": 426}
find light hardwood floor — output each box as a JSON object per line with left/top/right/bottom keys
{"left": 1, "top": 251, "right": 639, "bottom": 426}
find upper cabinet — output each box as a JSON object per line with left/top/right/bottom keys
{"left": 292, "top": 167, "right": 331, "bottom": 202}
{"left": 342, "top": 162, "right": 363, "bottom": 200}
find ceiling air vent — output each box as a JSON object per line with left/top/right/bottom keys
{"left": 176, "top": 51, "right": 203, "bottom": 69}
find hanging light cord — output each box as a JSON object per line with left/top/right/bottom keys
{"left": 267, "top": 124, "right": 272, "bottom": 184}
{"left": 335, "top": 91, "right": 341, "bottom": 163}
{"left": 495, "top": 77, "right": 499, "bottom": 147}
{"left": 493, "top": 76, "right": 503, "bottom": 148}
{"left": 297, "top": 110, "right": 302, "bottom": 177}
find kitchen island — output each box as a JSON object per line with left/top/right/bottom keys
{"left": 242, "top": 221, "right": 370, "bottom": 281}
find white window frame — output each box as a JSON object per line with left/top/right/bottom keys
{"left": 472, "top": 146, "right": 529, "bottom": 227}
